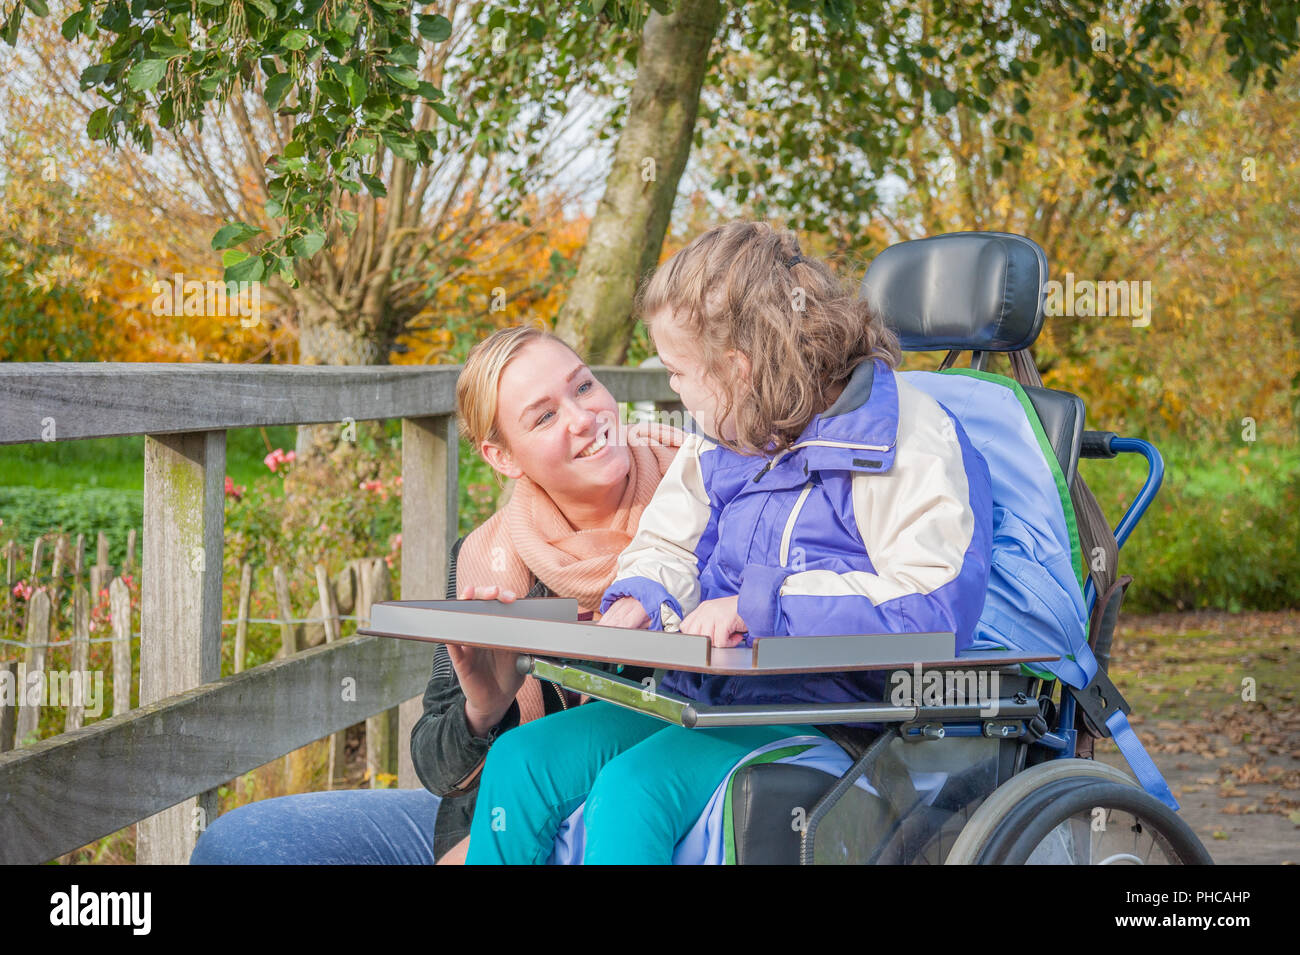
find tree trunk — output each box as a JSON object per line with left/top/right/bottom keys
{"left": 294, "top": 304, "right": 390, "bottom": 460}
{"left": 554, "top": 0, "right": 724, "bottom": 364}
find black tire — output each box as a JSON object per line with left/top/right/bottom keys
{"left": 978, "top": 780, "right": 1214, "bottom": 865}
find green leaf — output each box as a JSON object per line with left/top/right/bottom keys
{"left": 382, "top": 133, "right": 419, "bottom": 162}
{"left": 0, "top": 6, "right": 21, "bottom": 46}
{"left": 211, "top": 222, "right": 263, "bottom": 250}
{"left": 60, "top": 8, "right": 86, "bottom": 40}
{"left": 80, "top": 63, "right": 111, "bottom": 88}
{"left": 86, "top": 107, "right": 111, "bottom": 140}
{"left": 222, "top": 249, "right": 250, "bottom": 267}
{"left": 264, "top": 72, "right": 292, "bottom": 108}
{"left": 23, "top": 0, "right": 48, "bottom": 17}
{"left": 225, "top": 255, "right": 266, "bottom": 284}
{"left": 281, "top": 29, "right": 309, "bottom": 50}
{"left": 294, "top": 232, "right": 326, "bottom": 258}
{"left": 347, "top": 71, "right": 366, "bottom": 107}
{"left": 431, "top": 101, "right": 460, "bottom": 126}
{"left": 245, "top": 0, "right": 276, "bottom": 17}
{"left": 417, "top": 14, "right": 452, "bottom": 43}
{"left": 359, "top": 173, "right": 387, "bottom": 197}
{"left": 930, "top": 86, "right": 957, "bottom": 113}
{"left": 128, "top": 60, "right": 168, "bottom": 92}
{"left": 382, "top": 65, "right": 420, "bottom": 90}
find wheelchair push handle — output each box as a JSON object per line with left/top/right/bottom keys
{"left": 1080, "top": 430, "right": 1119, "bottom": 459}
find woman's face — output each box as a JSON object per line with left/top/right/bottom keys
{"left": 483, "top": 337, "right": 630, "bottom": 502}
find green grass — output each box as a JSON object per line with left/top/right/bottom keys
{"left": 0, "top": 426, "right": 300, "bottom": 491}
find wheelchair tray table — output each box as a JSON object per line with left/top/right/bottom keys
{"left": 359, "top": 598, "right": 1057, "bottom": 728}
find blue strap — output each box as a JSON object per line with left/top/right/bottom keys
{"left": 1104, "top": 710, "right": 1179, "bottom": 810}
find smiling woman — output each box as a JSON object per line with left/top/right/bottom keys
{"left": 189, "top": 325, "right": 684, "bottom": 865}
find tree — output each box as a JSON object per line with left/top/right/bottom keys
{"left": 4, "top": 0, "right": 646, "bottom": 369}
{"left": 556, "top": 0, "right": 1299, "bottom": 362}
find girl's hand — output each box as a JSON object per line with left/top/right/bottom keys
{"left": 451, "top": 585, "right": 526, "bottom": 735}
{"left": 598, "top": 596, "right": 651, "bottom": 630}
{"left": 680, "top": 596, "right": 747, "bottom": 648}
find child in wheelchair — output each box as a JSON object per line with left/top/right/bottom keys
{"left": 463, "top": 221, "right": 995, "bottom": 864}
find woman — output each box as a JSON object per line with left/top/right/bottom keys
{"left": 190, "top": 326, "right": 683, "bottom": 864}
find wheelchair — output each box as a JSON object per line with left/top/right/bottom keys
{"left": 558, "top": 231, "right": 1209, "bottom": 865}
{"left": 379, "top": 231, "right": 1213, "bottom": 864}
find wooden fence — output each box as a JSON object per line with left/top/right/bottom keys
{"left": 0, "top": 362, "right": 674, "bottom": 864}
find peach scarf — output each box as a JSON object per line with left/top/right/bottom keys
{"left": 455, "top": 423, "right": 683, "bottom": 722}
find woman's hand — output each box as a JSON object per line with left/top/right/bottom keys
{"left": 598, "top": 596, "right": 650, "bottom": 630}
{"left": 450, "top": 585, "right": 527, "bottom": 736}
{"left": 679, "top": 595, "right": 748, "bottom": 648}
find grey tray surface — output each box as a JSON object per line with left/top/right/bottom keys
{"left": 358, "top": 599, "right": 1058, "bottom": 674}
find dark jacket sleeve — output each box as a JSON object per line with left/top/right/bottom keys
{"left": 409, "top": 536, "right": 520, "bottom": 799}
{"left": 409, "top": 643, "right": 520, "bottom": 798}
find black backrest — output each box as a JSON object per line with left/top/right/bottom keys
{"left": 1023, "top": 386, "right": 1085, "bottom": 487}
{"left": 860, "top": 232, "right": 1048, "bottom": 352}
{"left": 859, "top": 231, "right": 1083, "bottom": 483}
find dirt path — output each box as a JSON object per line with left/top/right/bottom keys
{"left": 1094, "top": 610, "right": 1299, "bottom": 864}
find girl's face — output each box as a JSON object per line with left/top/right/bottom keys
{"left": 649, "top": 309, "right": 748, "bottom": 443}
{"left": 482, "top": 337, "right": 630, "bottom": 503}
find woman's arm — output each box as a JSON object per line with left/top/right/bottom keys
{"left": 409, "top": 537, "right": 525, "bottom": 798}
{"left": 410, "top": 642, "right": 521, "bottom": 798}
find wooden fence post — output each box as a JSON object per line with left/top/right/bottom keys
{"left": 29, "top": 535, "right": 45, "bottom": 582}
{"left": 65, "top": 586, "right": 91, "bottom": 731}
{"left": 0, "top": 659, "right": 16, "bottom": 752}
{"left": 109, "top": 578, "right": 131, "bottom": 717}
{"left": 47, "top": 534, "right": 67, "bottom": 647}
{"left": 15, "top": 589, "right": 51, "bottom": 747}
{"left": 272, "top": 565, "right": 295, "bottom": 659}
{"left": 90, "top": 532, "right": 110, "bottom": 599}
{"left": 364, "top": 559, "right": 398, "bottom": 786}
{"left": 316, "top": 563, "right": 346, "bottom": 788}
{"left": 4, "top": 540, "right": 14, "bottom": 644}
{"left": 398, "top": 415, "right": 457, "bottom": 789}
{"left": 137, "top": 430, "right": 225, "bottom": 865}
{"left": 234, "top": 562, "right": 252, "bottom": 674}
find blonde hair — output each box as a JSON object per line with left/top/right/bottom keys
{"left": 635, "top": 221, "right": 901, "bottom": 456}
{"left": 456, "top": 325, "right": 580, "bottom": 451}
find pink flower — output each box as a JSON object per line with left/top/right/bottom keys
{"left": 264, "top": 448, "right": 291, "bottom": 472}
{"left": 223, "top": 475, "right": 246, "bottom": 500}
{"left": 12, "top": 581, "right": 32, "bottom": 600}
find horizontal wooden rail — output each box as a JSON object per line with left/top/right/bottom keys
{"left": 0, "top": 635, "right": 436, "bottom": 864}
{"left": 0, "top": 360, "right": 675, "bottom": 863}
{"left": 0, "top": 364, "right": 676, "bottom": 445}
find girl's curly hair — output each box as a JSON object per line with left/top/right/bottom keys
{"left": 635, "top": 221, "right": 901, "bottom": 455}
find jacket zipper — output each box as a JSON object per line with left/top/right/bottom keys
{"left": 551, "top": 681, "right": 568, "bottom": 710}
{"left": 780, "top": 481, "right": 815, "bottom": 567}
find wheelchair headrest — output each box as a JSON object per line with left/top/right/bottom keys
{"left": 860, "top": 232, "right": 1048, "bottom": 352}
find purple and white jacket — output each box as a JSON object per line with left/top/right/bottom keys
{"left": 600, "top": 357, "right": 993, "bottom": 708}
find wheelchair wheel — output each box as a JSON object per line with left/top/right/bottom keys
{"left": 943, "top": 758, "right": 1138, "bottom": 864}
{"left": 976, "top": 780, "right": 1213, "bottom": 865}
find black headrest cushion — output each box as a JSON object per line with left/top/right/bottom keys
{"left": 859, "top": 231, "right": 1048, "bottom": 352}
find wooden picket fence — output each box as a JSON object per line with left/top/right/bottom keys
{"left": 0, "top": 362, "right": 674, "bottom": 864}
{"left": 1, "top": 528, "right": 404, "bottom": 788}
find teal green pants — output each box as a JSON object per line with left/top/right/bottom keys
{"left": 464, "top": 701, "right": 821, "bottom": 864}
